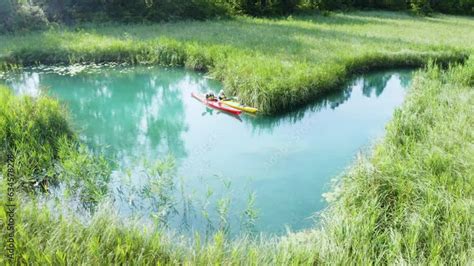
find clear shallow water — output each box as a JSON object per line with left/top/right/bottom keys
{"left": 3, "top": 66, "right": 412, "bottom": 234}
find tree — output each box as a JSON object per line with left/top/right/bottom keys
{"left": 0, "top": 0, "right": 14, "bottom": 32}
{"left": 410, "top": 0, "right": 432, "bottom": 14}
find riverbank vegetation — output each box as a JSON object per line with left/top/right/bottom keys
{"left": 1, "top": 11, "right": 473, "bottom": 113}
{"left": 0, "top": 85, "right": 111, "bottom": 207}
{"left": 1, "top": 5, "right": 473, "bottom": 264}
{"left": 1, "top": 56, "right": 472, "bottom": 265}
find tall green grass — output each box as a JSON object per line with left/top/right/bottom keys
{"left": 314, "top": 59, "right": 474, "bottom": 264}
{"left": 0, "top": 86, "right": 111, "bottom": 205}
{"left": 1, "top": 58, "right": 472, "bottom": 264}
{"left": 1, "top": 11, "right": 473, "bottom": 113}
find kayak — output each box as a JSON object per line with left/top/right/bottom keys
{"left": 221, "top": 100, "right": 258, "bottom": 114}
{"left": 191, "top": 92, "right": 242, "bottom": 115}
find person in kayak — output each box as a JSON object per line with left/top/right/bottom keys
{"left": 218, "top": 90, "right": 228, "bottom": 100}
{"left": 205, "top": 92, "right": 216, "bottom": 101}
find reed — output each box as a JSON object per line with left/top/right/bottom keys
{"left": 1, "top": 11, "right": 473, "bottom": 113}
{"left": 1, "top": 58, "right": 472, "bottom": 264}
{"left": 0, "top": 10, "right": 473, "bottom": 264}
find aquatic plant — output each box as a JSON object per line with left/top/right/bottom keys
{"left": 241, "top": 192, "right": 259, "bottom": 234}
{"left": 109, "top": 156, "right": 259, "bottom": 237}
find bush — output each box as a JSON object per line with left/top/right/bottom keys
{"left": 0, "top": 1, "right": 49, "bottom": 32}
{"left": 13, "top": 3, "right": 49, "bottom": 30}
{"left": 301, "top": 0, "right": 473, "bottom": 14}
{"left": 410, "top": 0, "right": 433, "bottom": 14}
{"left": 0, "top": 0, "right": 15, "bottom": 32}
{"left": 431, "top": 0, "right": 474, "bottom": 15}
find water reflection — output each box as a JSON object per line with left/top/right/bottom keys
{"left": 361, "top": 70, "right": 412, "bottom": 98}
{"left": 245, "top": 69, "right": 413, "bottom": 133}
{"left": 3, "top": 66, "right": 413, "bottom": 234}
{"left": 7, "top": 68, "right": 219, "bottom": 165}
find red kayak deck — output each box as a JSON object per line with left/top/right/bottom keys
{"left": 191, "top": 92, "right": 242, "bottom": 115}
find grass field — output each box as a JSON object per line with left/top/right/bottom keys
{"left": 1, "top": 59, "right": 472, "bottom": 265}
{"left": 1, "top": 11, "right": 473, "bottom": 264}
{"left": 1, "top": 11, "right": 473, "bottom": 113}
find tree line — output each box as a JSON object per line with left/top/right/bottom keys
{"left": 1, "top": 0, "right": 473, "bottom": 32}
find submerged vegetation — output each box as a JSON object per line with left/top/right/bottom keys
{"left": 1, "top": 58, "right": 472, "bottom": 264}
{"left": 1, "top": 11, "right": 473, "bottom": 113}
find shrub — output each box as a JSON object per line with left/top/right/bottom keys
{"left": 410, "top": 0, "right": 433, "bottom": 14}
{"left": 0, "top": 0, "right": 15, "bottom": 32}
{"left": 13, "top": 3, "right": 49, "bottom": 31}
{"left": 0, "top": 1, "right": 49, "bottom": 32}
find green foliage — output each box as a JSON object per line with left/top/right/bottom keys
{"left": 431, "top": 0, "right": 474, "bottom": 15}
{"left": 315, "top": 0, "right": 355, "bottom": 10}
{"left": 410, "top": 0, "right": 433, "bottom": 14}
{"left": 0, "top": 0, "right": 49, "bottom": 33}
{"left": 98, "top": 0, "right": 227, "bottom": 22}
{"left": 302, "top": 0, "right": 474, "bottom": 14}
{"left": 0, "top": 86, "right": 111, "bottom": 205}
{"left": 0, "top": 11, "right": 472, "bottom": 263}
{"left": 57, "top": 139, "right": 111, "bottom": 209}
{"left": 318, "top": 59, "right": 474, "bottom": 263}
{"left": 2, "top": 11, "right": 472, "bottom": 113}
{"left": 1, "top": 60, "right": 472, "bottom": 264}
{"left": 0, "top": 87, "right": 72, "bottom": 190}
{"left": 2, "top": 0, "right": 473, "bottom": 33}
{"left": 14, "top": 3, "right": 49, "bottom": 30}
{"left": 0, "top": 0, "right": 229, "bottom": 32}
{"left": 0, "top": 203, "right": 175, "bottom": 264}
{"left": 0, "top": 0, "right": 15, "bottom": 33}
{"left": 352, "top": 0, "right": 408, "bottom": 10}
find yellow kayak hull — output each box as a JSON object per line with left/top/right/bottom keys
{"left": 221, "top": 100, "right": 258, "bottom": 114}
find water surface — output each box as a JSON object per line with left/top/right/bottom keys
{"left": 2, "top": 66, "right": 412, "bottom": 234}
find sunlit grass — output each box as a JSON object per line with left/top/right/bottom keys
{"left": 0, "top": 86, "right": 111, "bottom": 205}
{"left": 0, "top": 11, "right": 473, "bottom": 264}
{"left": 1, "top": 11, "right": 473, "bottom": 113}
{"left": 1, "top": 58, "right": 472, "bottom": 264}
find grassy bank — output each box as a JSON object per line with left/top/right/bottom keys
{"left": 0, "top": 85, "right": 111, "bottom": 208}
{"left": 1, "top": 11, "right": 473, "bottom": 113}
{"left": 1, "top": 58, "right": 472, "bottom": 264}
{"left": 315, "top": 59, "right": 473, "bottom": 263}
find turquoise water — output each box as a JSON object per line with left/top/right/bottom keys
{"left": 3, "top": 66, "right": 412, "bottom": 234}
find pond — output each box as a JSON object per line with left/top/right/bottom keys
{"left": 2, "top": 65, "right": 413, "bottom": 235}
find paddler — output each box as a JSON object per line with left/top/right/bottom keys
{"left": 218, "top": 89, "right": 227, "bottom": 100}
{"left": 205, "top": 92, "right": 216, "bottom": 101}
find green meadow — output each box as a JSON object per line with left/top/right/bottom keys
{"left": 1, "top": 11, "right": 473, "bottom": 113}
{"left": 1, "top": 10, "right": 473, "bottom": 264}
